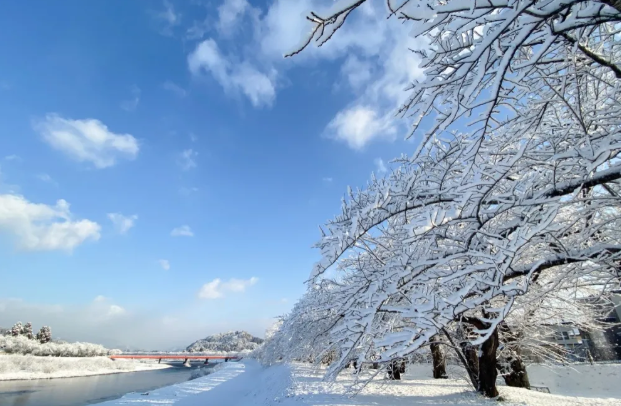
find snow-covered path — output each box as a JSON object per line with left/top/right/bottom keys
{"left": 92, "top": 362, "right": 244, "bottom": 405}
{"left": 96, "top": 360, "right": 621, "bottom": 406}
{"left": 93, "top": 360, "right": 289, "bottom": 406}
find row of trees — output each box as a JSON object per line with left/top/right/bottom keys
{"left": 261, "top": 0, "right": 621, "bottom": 398}
{"left": 1, "top": 321, "right": 122, "bottom": 357}
{"left": 5, "top": 322, "right": 52, "bottom": 344}
{"left": 0, "top": 334, "right": 121, "bottom": 357}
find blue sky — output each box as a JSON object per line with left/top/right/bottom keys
{"left": 0, "top": 0, "right": 422, "bottom": 349}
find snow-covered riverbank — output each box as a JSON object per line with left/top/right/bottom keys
{"left": 0, "top": 354, "right": 171, "bottom": 381}
{"left": 93, "top": 359, "right": 621, "bottom": 406}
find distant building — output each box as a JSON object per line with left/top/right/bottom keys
{"left": 537, "top": 293, "right": 621, "bottom": 362}
{"left": 544, "top": 323, "right": 589, "bottom": 361}
{"left": 581, "top": 292, "right": 621, "bottom": 361}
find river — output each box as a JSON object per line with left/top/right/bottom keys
{"left": 0, "top": 362, "right": 216, "bottom": 406}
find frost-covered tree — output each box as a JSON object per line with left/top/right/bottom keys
{"left": 0, "top": 334, "right": 121, "bottom": 356}
{"left": 36, "top": 326, "right": 52, "bottom": 344}
{"left": 10, "top": 322, "right": 24, "bottom": 337}
{"left": 286, "top": 0, "right": 621, "bottom": 398}
{"left": 23, "top": 322, "right": 34, "bottom": 340}
{"left": 259, "top": 284, "right": 343, "bottom": 366}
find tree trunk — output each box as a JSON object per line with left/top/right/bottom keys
{"left": 586, "top": 349, "right": 594, "bottom": 365}
{"left": 430, "top": 336, "right": 448, "bottom": 379}
{"left": 387, "top": 359, "right": 401, "bottom": 380}
{"left": 443, "top": 327, "right": 478, "bottom": 388}
{"left": 500, "top": 353, "right": 530, "bottom": 389}
{"left": 460, "top": 340, "right": 479, "bottom": 385}
{"left": 498, "top": 322, "right": 530, "bottom": 389}
{"left": 478, "top": 327, "right": 500, "bottom": 398}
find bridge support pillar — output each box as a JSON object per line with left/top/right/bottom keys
{"left": 204, "top": 358, "right": 209, "bottom": 364}
{"left": 158, "top": 358, "right": 161, "bottom": 364}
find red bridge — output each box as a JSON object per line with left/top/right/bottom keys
{"left": 110, "top": 355, "right": 241, "bottom": 364}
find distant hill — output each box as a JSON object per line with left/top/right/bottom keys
{"left": 186, "top": 331, "right": 263, "bottom": 353}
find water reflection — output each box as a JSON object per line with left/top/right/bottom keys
{"left": 0, "top": 363, "right": 215, "bottom": 406}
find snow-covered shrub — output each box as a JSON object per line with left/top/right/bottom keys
{"left": 0, "top": 335, "right": 121, "bottom": 357}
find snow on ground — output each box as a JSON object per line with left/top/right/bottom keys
{"left": 527, "top": 363, "right": 621, "bottom": 399}
{"left": 0, "top": 354, "right": 170, "bottom": 380}
{"left": 279, "top": 363, "right": 620, "bottom": 406}
{"left": 94, "top": 359, "right": 621, "bottom": 406}
{"left": 93, "top": 361, "right": 249, "bottom": 405}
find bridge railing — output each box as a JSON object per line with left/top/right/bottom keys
{"left": 109, "top": 354, "right": 242, "bottom": 364}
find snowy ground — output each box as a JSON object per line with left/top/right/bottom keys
{"left": 93, "top": 359, "right": 621, "bottom": 406}
{"left": 526, "top": 363, "right": 621, "bottom": 399}
{"left": 0, "top": 354, "right": 171, "bottom": 380}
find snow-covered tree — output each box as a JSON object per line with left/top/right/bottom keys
{"left": 286, "top": 0, "right": 621, "bottom": 397}
{"left": 186, "top": 331, "right": 263, "bottom": 353}
{"left": 10, "top": 322, "right": 24, "bottom": 337}
{"left": 36, "top": 326, "right": 52, "bottom": 344}
{"left": 23, "top": 322, "right": 33, "bottom": 340}
{"left": 258, "top": 284, "right": 343, "bottom": 366}
{"left": 0, "top": 334, "right": 121, "bottom": 356}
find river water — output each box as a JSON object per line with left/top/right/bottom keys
{"left": 0, "top": 363, "right": 215, "bottom": 406}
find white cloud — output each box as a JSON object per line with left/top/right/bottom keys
{"left": 198, "top": 277, "right": 258, "bottom": 299}
{"left": 0, "top": 194, "right": 100, "bottom": 251}
{"left": 327, "top": 106, "right": 396, "bottom": 149}
{"left": 189, "top": 133, "right": 198, "bottom": 142}
{"left": 162, "top": 81, "right": 187, "bottom": 97}
{"left": 217, "top": 0, "right": 249, "bottom": 35}
{"left": 171, "top": 225, "right": 194, "bottom": 237}
{"left": 184, "top": 0, "right": 425, "bottom": 146}
{"left": 186, "top": 20, "right": 209, "bottom": 40}
{"left": 93, "top": 296, "right": 125, "bottom": 317}
{"left": 4, "top": 155, "right": 20, "bottom": 161}
{"left": 35, "top": 114, "right": 139, "bottom": 169}
{"left": 188, "top": 39, "right": 225, "bottom": 77}
{"left": 340, "top": 55, "right": 372, "bottom": 89}
{"left": 223, "top": 277, "right": 259, "bottom": 292}
{"left": 188, "top": 39, "right": 276, "bottom": 108}
{"left": 159, "top": 259, "right": 170, "bottom": 270}
{"left": 322, "top": 177, "right": 333, "bottom": 182}
{"left": 198, "top": 279, "right": 224, "bottom": 299}
{"left": 0, "top": 297, "right": 274, "bottom": 350}
{"left": 178, "top": 149, "right": 198, "bottom": 171}
{"left": 37, "top": 173, "right": 54, "bottom": 183}
{"left": 120, "top": 85, "right": 140, "bottom": 112}
{"left": 375, "top": 158, "right": 387, "bottom": 173}
{"left": 107, "top": 304, "right": 126, "bottom": 316}
{"left": 107, "top": 213, "right": 138, "bottom": 234}
{"left": 155, "top": 0, "right": 181, "bottom": 36}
